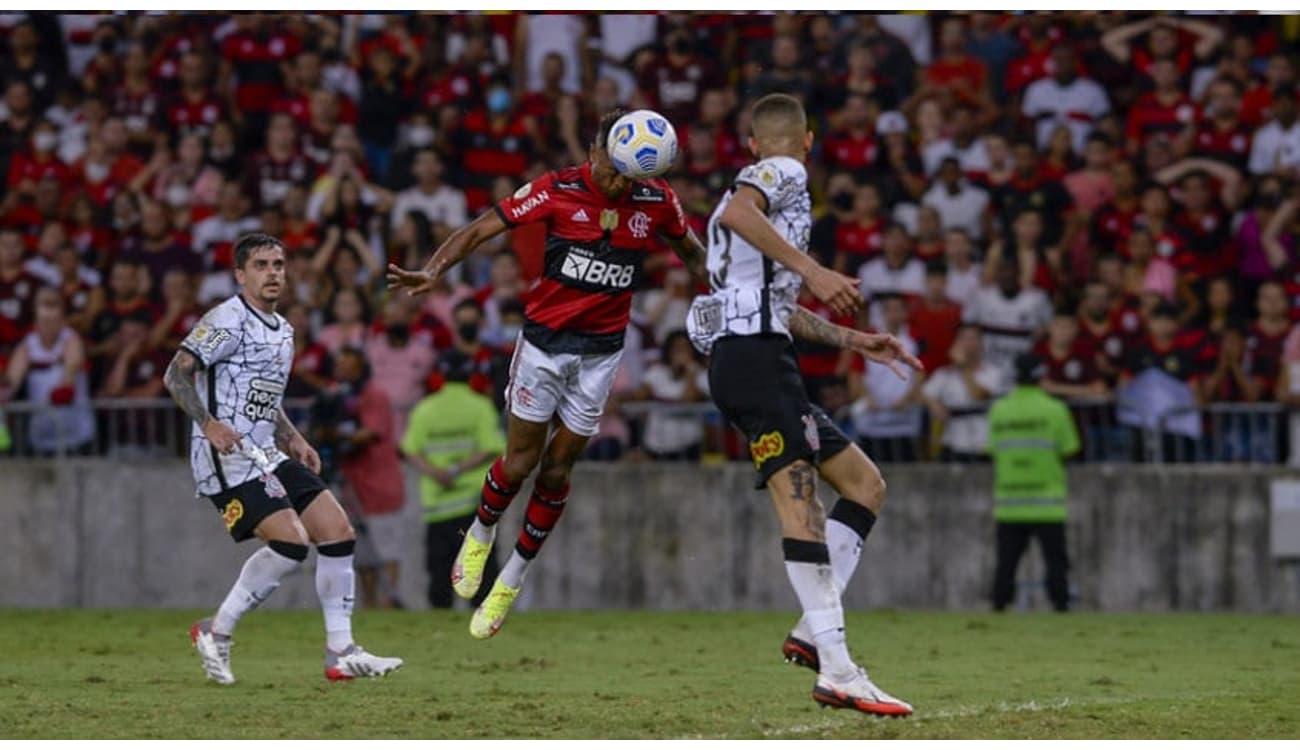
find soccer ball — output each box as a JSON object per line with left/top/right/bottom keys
{"left": 607, "top": 109, "right": 679, "bottom": 179}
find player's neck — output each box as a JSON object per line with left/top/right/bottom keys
{"left": 758, "top": 148, "right": 803, "bottom": 163}
{"left": 241, "top": 290, "right": 276, "bottom": 316}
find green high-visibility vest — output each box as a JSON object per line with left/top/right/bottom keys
{"left": 986, "top": 386, "right": 1080, "bottom": 523}
{"left": 400, "top": 383, "right": 506, "bottom": 524}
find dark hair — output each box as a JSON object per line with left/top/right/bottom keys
{"left": 453, "top": 298, "right": 485, "bottom": 318}
{"left": 1085, "top": 132, "right": 1112, "bottom": 148}
{"left": 1151, "top": 300, "right": 1180, "bottom": 320}
{"left": 499, "top": 298, "right": 526, "bottom": 318}
{"left": 233, "top": 233, "right": 285, "bottom": 270}
{"left": 595, "top": 108, "right": 627, "bottom": 150}
{"left": 325, "top": 285, "right": 372, "bottom": 325}
{"left": 1053, "top": 304, "right": 1076, "bottom": 318}
{"left": 661, "top": 329, "right": 699, "bottom": 364}
{"left": 925, "top": 259, "right": 948, "bottom": 276}
{"left": 337, "top": 345, "right": 372, "bottom": 383}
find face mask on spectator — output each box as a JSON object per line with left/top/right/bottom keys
{"left": 407, "top": 125, "right": 434, "bottom": 148}
{"left": 671, "top": 37, "right": 692, "bottom": 56}
{"left": 458, "top": 322, "right": 480, "bottom": 343}
{"left": 85, "top": 162, "right": 110, "bottom": 183}
{"left": 487, "top": 88, "right": 512, "bottom": 115}
{"left": 34, "top": 132, "right": 58, "bottom": 153}
{"left": 387, "top": 323, "right": 410, "bottom": 341}
{"left": 831, "top": 191, "right": 854, "bottom": 212}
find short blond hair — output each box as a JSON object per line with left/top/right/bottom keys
{"left": 750, "top": 93, "right": 807, "bottom": 151}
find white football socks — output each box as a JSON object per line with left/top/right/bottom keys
{"left": 316, "top": 544, "right": 356, "bottom": 653}
{"left": 213, "top": 544, "right": 302, "bottom": 637}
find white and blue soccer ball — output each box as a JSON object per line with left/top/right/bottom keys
{"left": 607, "top": 109, "right": 678, "bottom": 179}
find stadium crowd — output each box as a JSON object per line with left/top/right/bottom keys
{"left": 1, "top": 11, "right": 1299, "bottom": 463}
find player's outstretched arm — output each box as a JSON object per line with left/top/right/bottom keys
{"left": 386, "top": 210, "right": 509, "bottom": 297}
{"left": 664, "top": 229, "right": 709, "bottom": 288}
{"left": 789, "top": 307, "right": 923, "bottom": 380}
{"left": 164, "top": 350, "right": 241, "bottom": 453}
{"left": 719, "top": 185, "right": 861, "bottom": 316}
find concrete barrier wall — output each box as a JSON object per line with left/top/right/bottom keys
{"left": 2, "top": 460, "right": 1298, "bottom": 612}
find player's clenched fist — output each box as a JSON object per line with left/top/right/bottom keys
{"left": 806, "top": 266, "right": 862, "bottom": 317}
{"left": 203, "top": 420, "right": 242, "bottom": 454}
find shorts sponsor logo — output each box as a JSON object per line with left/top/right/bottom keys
{"left": 243, "top": 377, "right": 285, "bottom": 421}
{"left": 222, "top": 498, "right": 244, "bottom": 530}
{"left": 750, "top": 431, "right": 785, "bottom": 467}
{"left": 509, "top": 190, "right": 549, "bottom": 220}
{"left": 560, "top": 248, "right": 635, "bottom": 289}
{"left": 629, "top": 210, "right": 651, "bottom": 239}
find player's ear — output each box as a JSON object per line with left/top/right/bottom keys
{"left": 804, "top": 130, "right": 814, "bottom": 152}
{"left": 747, "top": 135, "right": 759, "bottom": 158}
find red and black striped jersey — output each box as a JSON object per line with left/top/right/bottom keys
{"left": 493, "top": 163, "right": 688, "bottom": 355}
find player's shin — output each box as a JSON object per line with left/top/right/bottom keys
{"left": 827, "top": 498, "right": 876, "bottom": 593}
{"left": 213, "top": 541, "right": 307, "bottom": 636}
{"left": 316, "top": 540, "right": 356, "bottom": 653}
{"left": 469, "top": 457, "right": 522, "bottom": 543}
{"left": 783, "top": 538, "right": 854, "bottom": 679}
{"left": 500, "top": 483, "right": 569, "bottom": 588}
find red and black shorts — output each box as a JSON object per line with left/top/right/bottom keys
{"left": 708, "top": 334, "right": 852, "bottom": 489}
{"left": 204, "top": 459, "right": 328, "bottom": 542}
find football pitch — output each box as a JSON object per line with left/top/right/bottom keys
{"left": 2, "top": 609, "right": 1296, "bottom": 739}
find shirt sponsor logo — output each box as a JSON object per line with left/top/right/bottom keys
{"left": 750, "top": 431, "right": 785, "bottom": 467}
{"left": 560, "top": 249, "right": 635, "bottom": 289}
{"left": 509, "top": 190, "right": 549, "bottom": 220}
{"left": 513, "top": 182, "right": 533, "bottom": 199}
{"left": 629, "top": 210, "right": 651, "bottom": 239}
{"left": 631, "top": 186, "right": 665, "bottom": 202}
{"left": 243, "top": 377, "right": 285, "bottom": 421}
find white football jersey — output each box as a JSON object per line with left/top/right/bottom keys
{"left": 687, "top": 155, "right": 812, "bottom": 354}
{"left": 962, "top": 285, "right": 1053, "bottom": 376}
{"left": 179, "top": 295, "right": 294, "bottom": 496}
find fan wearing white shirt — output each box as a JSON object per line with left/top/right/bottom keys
{"left": 1021, "top": 45, "right": 1110, "bottom": 154}
{"left": 921, "top": 158, "right": 991, "bottom": 241}
{"left": 943, "top": 228, "right": 983, "bottom": 307}
{"left": 922, "top": 324, "right": 1004, "bottom": 462}
{"left": 848, "top": 294, "right": 924, "bottom": 462}
{"left": 921, "top": 105, "right": 991, "bottom": 177}
{"left": 389, "top": 149, "right": 468, "bottom": 243}
{"left": 1248, "top": 86, "right": 1300, "bottom": 177}
{"left": 858, "top": 225, "right": 925, "bottom": 329}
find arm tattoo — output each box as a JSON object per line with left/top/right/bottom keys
{"left": 789, "top": 307, "right": 853, "bottom": 349}
{"left": 273, "top": 408, "right": 300, "bottom": 452}
{"left": 164, "top": 351, "right": 213, "bottom": 427}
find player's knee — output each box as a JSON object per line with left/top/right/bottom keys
{"left": 843, "top": 464, "right": 887, "bottom": 512}
{"left": 503, "top": 449, "right": 541, "bottom": 483}
{"left": 536, "top": 463, "right": 571, "bottom": 492}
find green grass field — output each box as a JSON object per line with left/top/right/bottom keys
{"left": 1, "top": 609, "right": 1296, "bottom": 739}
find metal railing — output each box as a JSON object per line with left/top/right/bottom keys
{"left": 0, "top": 396, "right": 1290, "bottom": 465}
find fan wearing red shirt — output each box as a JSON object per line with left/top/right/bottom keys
{"left": 1170, "top": 171, "right": 1236, "bottom": 281}
{"left": 6, "top": 121, "right": 76, "bottom": 195}
{"left": 1195, "top": 77, "right": 1252, "bottom": 171}
{"left": 909, "top": 260, "right": 962, "bottom": 373}
{"left": 1125, "top": 60, "right": 1199, "bottom": 152}
{"left": 636, "top": 29, "right": 724, "bottom": 127}
{"left": 388, "top": 110, "right": 704, "bottom": 638}
{"left": 219, "top": 16, "right": 300, "bottom": 126}
{"left": 1248, "top": 281, "right": 1292, "bottom": 396}
{"left": 1076, "top": 279, "right": 1129, "bottom": 382}
{"left": 0, "top": 228, "right": 40, "bottom": 354}
{"left": 449, "top": 76, "right": 537, "bottom": 214}
{"left": 821, "top": 94, "right": 879, "bottom": 178}
{"left": 243, "top": 113, "right": 314, "bottom": 210}
{"left": 1034, "top": 308, "right": 1106, "bottom": 399}
{"left": 925, "top": 17, "right": 988, "bottom": 103}
{"left": 165, "top": 51, "right": 226, "bottom": 138}
{"left": 1241, "top": 53, "right": 1297, "bottom": 127}
{"left": 1090, "top": 160, "right": 1141, "bottom": 254}
{"left": 794, "top": 286, "right": 856, "bottom": 412}
{"left": 831, "top": 182, "right": 887, "bottom": 276}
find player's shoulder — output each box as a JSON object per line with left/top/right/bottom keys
{"left": 739, "top": 155, "right": 808, "bottom": 186}
{"left": 202, "top": 296, "right": 247, "bottom": 328}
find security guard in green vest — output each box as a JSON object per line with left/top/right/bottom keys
{"left": 401, "top": 348, "right": 506, "bottom": 608}
{"left": 987, "top": 352, "right": 1080, "bottom": 612}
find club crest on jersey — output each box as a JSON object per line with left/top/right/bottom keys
{"left": 243, "top": 377, "right": 285, "bottom": 421}
{"left": 629, "top": 211, "right": 651, "bottom": 239}
{"left": 599, "top": 209, "right": 619, "bottom": 232}
{"left": 750, "top": 431, "right": 785, "bottom": 467}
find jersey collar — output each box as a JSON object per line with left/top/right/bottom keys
{"left": 239, "top": 294, "right": 280, "bottom": 330}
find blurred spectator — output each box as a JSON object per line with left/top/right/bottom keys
{"left": 55, "top": 243, "right": 103, "bottom": 335}
{"left": 450, "top": 74, "right": 537, "bottom": 213}
{"left": 0, "top": 227, "right": 38, "bottom": 352}
{"left": 389, "top": 149, "right": 467, "bottom": 247}
{"left": 310, "top": 225, "right": 383, "bottom": 295}
{"left": 146, "top": 268, "right": 200, "bottom": 353}
{"left": 149, "top": 132, "right": 223, "bottom": 210}
{"left": 1195, "top": 76, "right": 1252, "bottom": 171}
{"left": 1125, "top": 59, "right": 1197, "bottom": 153}
{"left": 794, "top": 286, "right": 855, "bottom": 413}
{"left": 121, "top": 198, "right": 199, "bottom": 289}
{"left": 284, "top": 301, "right": 333, "bottom": 400}
{"left": 923, "top": 324, "right": 1003, "bottom": 462}
{"left": 922, "top": 103, "right": 990, "bottom": 178}
{"left": 443, "top": 298, "right": 509, "bottom": 405}
{"left": 191, "top": 181, "right": 259, "bottom": 303}
{"left": 820, "top": 181, "right": 875, "bottom": 268}
{"left": 922, "top": 157, "right": 991, "bottom": 241}
{"left": 357, "top": 45, "right": 412, "bottom": 183}
{"left": 993, "top": 139, "right": 1073, "bottom": 246}
{"left": 1248, "top": 86, "right": 1300, "bottom": 177}
{"left": 637, "top": 265, "right": 694, "bottom": 345}
{"left": 519, "top": 12, "right": 584, "bottom": 97}
{"left": 1036, "top": 307, "right": 1107, "bottom": 399}
{"left": 634, "top": 329, "right": 709, "bottom": 460}
{"left": 942, "top": 228, "right": 982, "bottom": 308}
{"left": 1100, "top": 16, "right": 1223, "bottom": 80}
{"left": 1248, "top": 281, "right": 1291, "bottom": 397}
{"left": 964, "top": 258, "right": 1052, "bottom": 383}
{"left": 2, "top": 21, "right": 63, "bottom": 112}
{"left": 0, "top": 80, "right": 38, "bottom": 188}
{"left": 848, "top": 294, "right": 923, "bottom": 462}
{"left": 366, "top": 295, "right": 435, "bottom": 438}
{"left": 402, "top": 347, "right": 504, "bottom": 609}
{"left": 479, "top": 251, "right": 525, "bottom": 347}
{"left": 97, "top": 307, "right": 166, "bottom": 399}
{"left": 219, "top": 14, "right": 300, "bottom": 150}
{"left": 636, "top": 26, "right": 722, "bottom": 127}
{"left": 164, "top": 51, "right": 225, "bottom": 139}
{"left": 246, "top": 112, "right": 313, "bottom": 210}
{"left": 2, "top": 286, "right": 94, "bottom": 453}
{"left": 859, "top": 224, "right": 924, "bottom": 329}
{"left": 911, "top": 260, "right": 963, "bottom": 373}
{"left": 747, "top": 33, "right": 813, "bottom": 103}
{"left": 1277, "top": 321, "right": 1300, "bottom": 466}
{"left": 332, "top": 346, "right": 407, "bottom": 610}
{"left": 318, "top": 285, "right": 372, "bottom": 355}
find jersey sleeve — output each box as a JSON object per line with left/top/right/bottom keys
{"left": 493, "top": 172, "right": 556, "bottom": 228}
{"left": 179, "top": 305, "right": 241, "bottom": 369}
{"left": 660, "top": 185, "right": 689, "bottom": 240}
{"left": 734, "top": 159, "right": 805, "bottom": 215}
